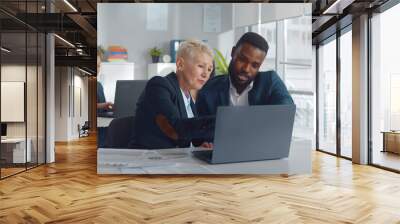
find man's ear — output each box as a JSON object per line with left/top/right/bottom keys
{"left": 231, "top": 46, "right": 236, "bottom": 58}
{"left": 176, "top": 57, "right": 184, "bottom": 71}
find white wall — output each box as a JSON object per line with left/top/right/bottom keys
{"left": 98, "top": 62, "right": 135, "bottom": 102}
{"left": 54, "top": 67, "right": 89, "bottom": 141}
{"left": 176, "top": 4, "right": 233, "bottom": 48}
{"left": 98, "top": 3, "right": 311, "bottom": 81}
{"left": 55, "top": 67, "right": 68, "bottom": 141}
{"left": 1, "top": 64, "right": 46, "bottom": 164}
{"left": 1, "top": 65, "right": 36, "bottom": 137}
{"left": 98, "top": 3, "right": 176, "bottom": 80}
{"left": 73, "top": 73, "right": 89, "bottom": 137}
{"left": 98, "top": 3, "right": 233, "bottom": 80}
{"left": 1, "top": 65, "right": 26, "bottom": 140}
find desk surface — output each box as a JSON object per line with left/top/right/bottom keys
{"left": 381, "top": 131, "right": 400, "bottom": 134}
{"left": 97, "top": 117, "right": 114, "bottom": 127}
{"left": 98, "top": 138, "right": 312, "bottom": 175}
{"left": 1, "top": 138, "right": 26, "bottom": 143}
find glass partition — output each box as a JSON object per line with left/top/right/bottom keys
{"left": 1, "top": 31, "right": 28, "bottom": 177}
{"left": 318, "top": 37, "right": 337, "bottom": 155}
{"left": 339, "top": 29, "right": 352, "bottom": 158}
{"left": 0, "top": 1, "right": 46, "bottom": 179}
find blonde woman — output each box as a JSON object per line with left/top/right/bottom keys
{"left": 129, "top": 39, "right": 215, "bottom": 149}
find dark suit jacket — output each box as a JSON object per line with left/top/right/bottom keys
{"left": 196, "top": 70, "right": 294, "bottom": 116}
{"left": 97, "top": 81, "right": 108, "bottom": 114}
{"left": 129, "top": 72, "right": 214, "bottom": 149}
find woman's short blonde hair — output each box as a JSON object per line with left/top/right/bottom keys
{"left": 176, "top": 39, "right": 214, "bottom": 61}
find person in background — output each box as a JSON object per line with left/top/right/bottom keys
{"left": 97, "top": 81, "right": 113, "bottom": 115}
{"left": 129, "top": 39, "right": 215, "bottom": 149}
{"left": 97, "top": 47, "right": 114, "bottom": 147}
{"left": 96, "top": 48, "right": 113, "bottom": 115}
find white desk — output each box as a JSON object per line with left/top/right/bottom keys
{"left": 97, "top": 138, "right": 312, "bottom": 175}
{"left": 97, "top": 117, "right": 114, "bottom": 128}
{"left": 1, "top": 137, "right": 31, "bottom": 163}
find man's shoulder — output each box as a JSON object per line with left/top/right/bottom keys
{"left": 256, "top": 70, "right": 280, "bottom": 80}
{"left": 254, "top": 70, "right": 282, "bottom": 85}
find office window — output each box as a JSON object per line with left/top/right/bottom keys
{"left": 251, "top": 22, "right": 277, "bottom": 71}
{"left": 283, "top": 16, "right": 314, "bottom": 141}
{"left": 340, "top": 29, "right": 352, "bottom": 158}
{"left": 318, "top": 37, "right": 337, "bottom": 154}
{"left": 371, "top": 3, "right": 400, "bottom": 171}
{"left": 251, "top": 15, "right": 314, "bottom": 142}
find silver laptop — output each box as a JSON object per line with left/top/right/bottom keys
{"left": 192, "top": 104, "right": 296, "bottom": 164}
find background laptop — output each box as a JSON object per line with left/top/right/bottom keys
{"left": 113, "top": 80, "right": 147, "bottom": 119}
{"left": 192, "top": 104, "right": 296, "bottom": 164}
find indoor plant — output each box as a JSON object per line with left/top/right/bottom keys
{"left": 213, "top": 48, "right": 229, "bottom": 75}
{"left": 149, "top": 47, "right": 163, "bottom": 63}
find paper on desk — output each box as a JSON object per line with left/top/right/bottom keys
{"left": 100, "top": 148, "right": 193, "bottom": 167}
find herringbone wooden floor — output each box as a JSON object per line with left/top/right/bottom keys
{"left": 1, "top": 135, "right": 400, "bottom": 223}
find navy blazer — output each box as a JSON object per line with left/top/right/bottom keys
{"left": 196, "top": 70, "right": 294, "bottom": 116}
{"left": 129, "top": 72, "right": 214, "bottom": 149}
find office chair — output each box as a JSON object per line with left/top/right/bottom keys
{"left": 104, "top": 116, "right": 135, "bottom": 148}
{"left": 78, "top": 121, "right": 90, "bottom": 138}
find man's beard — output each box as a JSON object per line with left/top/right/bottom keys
{"left": 228, "top": 62, "right": 252, "bottom": 88}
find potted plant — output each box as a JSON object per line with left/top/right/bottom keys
{"left": 149, "top": 47, "right": 163, "bottom": 63}
{"left": 213, "top": 48, "right": 229, "bottom": 75}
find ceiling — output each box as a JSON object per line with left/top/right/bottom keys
{"left": 0, "top": 0, "right": 394, "bottom": 74}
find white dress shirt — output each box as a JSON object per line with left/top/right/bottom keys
{"left": 229, "top": 78, "right": 254, "bottom": 106}
{"left": 180, "top": 89, "right": 194, "bottom": 118}
{"left": 180, "top": 89, "right": 194, "bottom": 147}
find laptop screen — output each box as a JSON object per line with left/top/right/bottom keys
{"left": 114, "top": 80, "right": 147, "bottom": 118}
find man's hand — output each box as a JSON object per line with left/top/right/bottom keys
{"left": 97, "top": 102, "right": 113, "bottom": 110}
{"left": 200, "top": 142, "right": 213, "bottom": 149}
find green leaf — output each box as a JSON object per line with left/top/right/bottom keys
{"left": 213, "top": 48, "right": 228, "bottom": 76}
{"left": 149, "top": 47, "right": 162, "bottom": 56}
